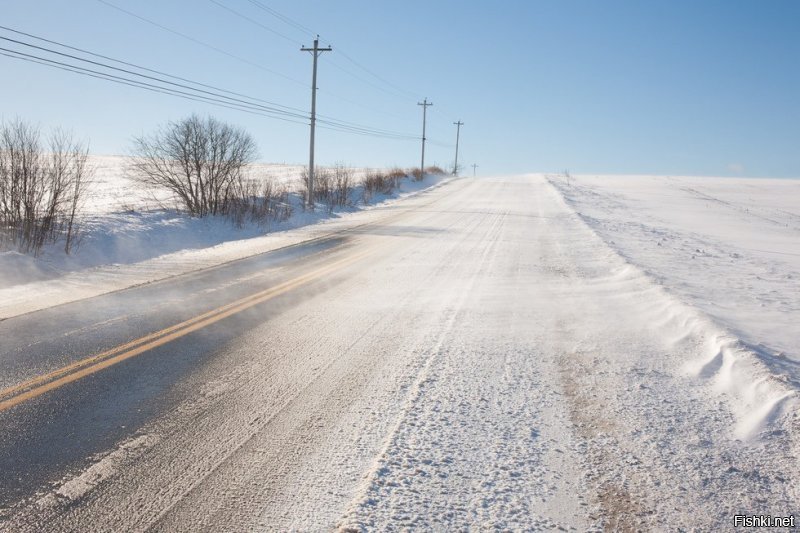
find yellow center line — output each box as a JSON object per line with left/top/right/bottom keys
{"left": 0, "top": 247, "right": 377, "bottom": 413}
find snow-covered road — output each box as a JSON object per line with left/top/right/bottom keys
{"left": 1, "top": 175, "right": 797, "bottom": 530}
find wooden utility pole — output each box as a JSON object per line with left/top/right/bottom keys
{"left": 301, "top": 36, "right": 332, "bottom": 209}
{"left": 417, "top": 98, "right": 433, "bottom": 177}
{"left": 472, "top": 163, "right": 478, "bottom": 177}
{"left": 452, "top": 120, "right": 463, "bottom": 175}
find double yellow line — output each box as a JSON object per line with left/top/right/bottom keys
{"left": 0, "top": 247, "right": 375, "bottom": 413}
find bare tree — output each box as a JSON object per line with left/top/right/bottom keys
{"left": 0, "top": 119, "right": 90, "bottom": 256}
{"left": 130, "top": 115, "right": 256, "bottom": 217}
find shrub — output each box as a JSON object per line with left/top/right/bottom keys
{"left": 301, "top": 166, "right": 332, "bottom": 210}
{"left": 386, "top": 167, "right": 406, "bottom": 189}
{"left": 0, "top": 119, "right": 90, "bottom": 255}
{"left": 130, "top": 115, "right": 256, "bottom": 217}
{"left": 424, "top": 165, "right": 446, "bottom": 175}
{"left": 226, "top": 176, "right": 292, "bottom": 228}
{"left": 361, "top": 170, "right": 397, "bottom": 203}
{"left": 331, "top": 164, "right": 353, "bottom": 209}
{"left": 301, "top": 164, "right": 354, "bottom": 212}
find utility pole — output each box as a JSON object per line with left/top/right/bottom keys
{"left": 472, "top": 163, "right": 478, "bottom": 177}
{"left": 417, "top": 98, "right": 433, "bottom": 178}
{"left": 301, "top": 35, "right": 332, "bottom": 209}
{"left": 452, "top": 120, "right": 463, "bottom": 175}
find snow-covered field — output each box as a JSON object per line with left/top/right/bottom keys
{"left": 0, "top": 155, "right": 447, "bottom": 317}
{"left": 549, "top": 173, "right": 800, "bottom": 438}
{"left": 550, "top": 174, "right": 800, "bottom": 362}
{"left": 86, "top": 155, "right": 380, "bottom": 215}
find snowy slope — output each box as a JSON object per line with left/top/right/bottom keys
{"left": 86, "top": 155, "right": 381, "bottom": 215}
{"left": 549, "top": 174, "right": 800, "bottom": 440}
{"left": 0, "top": 155, "right": 449, "bottom": 318}
{"left": 549, "top": 174, "right": 799, "bottom": 363}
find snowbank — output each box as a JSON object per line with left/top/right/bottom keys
{"left": 0, "top": 154, "right": 452, "bottom": 319}
{"left": 548, "top": 174, "right": 800, "bottom": 439}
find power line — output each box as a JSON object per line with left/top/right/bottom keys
{"left": 317, "top": 87, "right": 409, "bottom": 122}
{"left": 0, "top": 25, "right": 418, "bottom": 137}
{"left": 237, "top": 0, "right": 421, "bottom": 104}
{"left": 204, "top": 2, "right": 414, "bottom": 124}
{"left": 0, "top": 24, "right": 306, "bottom": 116}
{"left": 92, "top": 3, "right": 415, "bottom": 130}
{"left": 0, "top": 35, "right": 307, "bottom": 121}
{"left": 0, "top": 33, "right": 420, "bottom": 141}
{"left": 243, "top": 0, "right": 317, "bottom": 38}
{"left": 199, "top": 4, "right": 412, "bottom": 121}
{"left": 93, "top": 0, "right": 455, "bottom": 147}
{"left": 316, "top": 118, "right": 417, "bottom": 140}
{"left": 96, "top": 0, "right": 307, "bottom": 87}
{"left": 1, "top": 46, "right": 416, "bottom": 142}
{"left": 0, "top": 47, "right": 310, "bottom": 124}
{"left": 333, "top": 48, "right": 419, "bottom": 101}
{"left": 432, "top": 104, "right": 460, "bottom": 124}
{"left": 0, "top": 49, "right": 311, "bottom": 126}
{"left": 207, "top": 0, "right": 303, "bottom": 47}
{"left": 427, "top": 139, "right": 455, "bottom": 149}
{"left": 325, "top": 57, "right": 417, "bottom": 103}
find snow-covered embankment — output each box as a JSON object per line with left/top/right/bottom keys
{"left": 547, "top": 174, "right": 800, "bottom": 440}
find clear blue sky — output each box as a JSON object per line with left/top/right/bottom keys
{"left": 2, "top": 0, "right": 799, "bottom": 177}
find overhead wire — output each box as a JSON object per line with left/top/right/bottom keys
{"left": 1, "top": 24, "right": 404, "bottom": 130}
{"left": 2, "top": 46, "right": 416, "bottom": 141}
{"left": 0, "top": 29, "right": 421, "bottom": 141}
{"left": 4, "top": 0, "right": 454, "bottom": 146}
{"left": 0, "top": 25, "right": 396, "bottom": 131}
{"left": 205, "top": 1, "right": 410, "bottom": 122}
{"left": 0, "top": 35, "right": 307, "bottom": 120}
{"left": 207, "top": 0, "right": 303, "bottom": 47}
{"left": 324, "top": 57, "right": 417, "bottom": 104}
{"left": 96, "top": 0, "right": 307, "bottom": 87}
{"left": 333, "top": 48, "right": 420, "bottom": 101}
{"left": 243, "top": 0, "right": 316, "bottom": 38}
{"left": 243, "top": 0, "right": 421, "bottom": 103}
{"left": 0, "top": 24, "right": 305, "bottom": 116}
{"left": 0, "top": 52, "right": 312, "bottom": 128}
{"left": 0, "top": 47, "right": 311, "bottom": 125}
{"left": 98, "top": 0, "right": 413, "bottom": 125}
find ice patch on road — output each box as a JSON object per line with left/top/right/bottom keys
{"left": 38, "top": 434, "right": 158, "bottom": 506}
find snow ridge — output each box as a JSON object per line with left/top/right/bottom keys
{"left": 546, "top": 174, "right": 798, "bottom": 441}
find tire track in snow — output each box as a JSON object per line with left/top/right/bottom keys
{"left": 339, "top": 179, "right": 590, "bottom": 530}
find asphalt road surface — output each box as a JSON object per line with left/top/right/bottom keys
{"left": 1, "top": 176, "right": 796, "bottom": 531}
